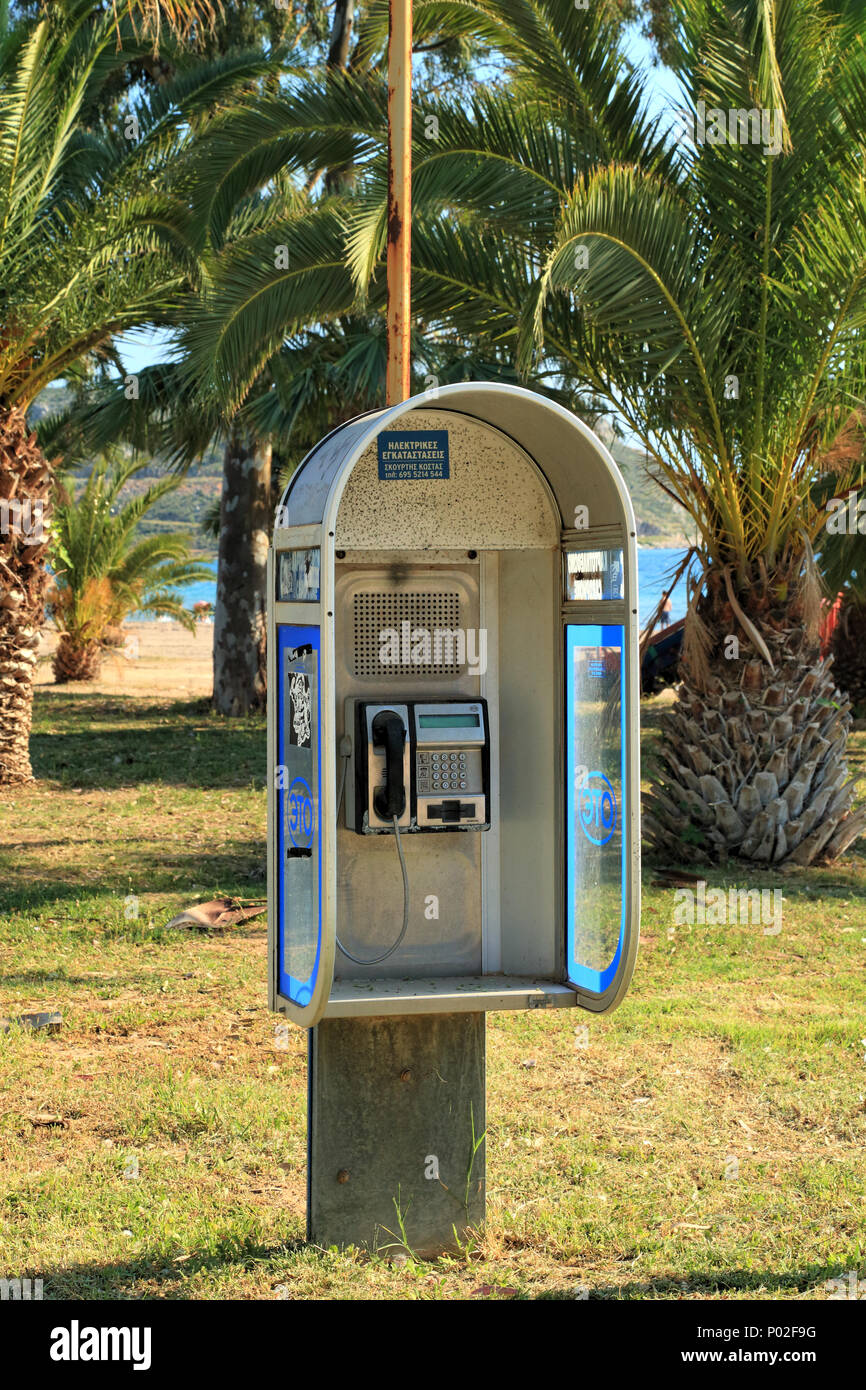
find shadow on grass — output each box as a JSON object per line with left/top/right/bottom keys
{"left": 535, "top": 1262, "right": 842, "bottom": 1299}
{"left": 36, "top": 1237, "right": 307, "bottom": 1300}
{"left": 638, "top": 691, "right": 675, "bottom": 733}
{"left": 34, "top": 1253, "right": 846, "bottom": 1300}
{"left": 642, "top": 853, "right": 866, "bottom": 895}
{"left": 0, "top": 844, "right": 266, "bottom": 920}
{"left": 30, "top": 693, "right": 265, "bottom": 791}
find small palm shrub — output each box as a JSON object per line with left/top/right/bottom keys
{"left": 49, "top": 457, "right": 212, "bottom": 682}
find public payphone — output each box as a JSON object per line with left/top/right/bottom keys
{"left": 267, "top": 382, "right": 640, "bottom": 1023}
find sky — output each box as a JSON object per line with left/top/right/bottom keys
{"left": 625, "top": 23, "right": 684, "bottom": 127}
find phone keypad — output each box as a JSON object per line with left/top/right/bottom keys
{"left": 417, "top": 748, "right": 471, "bottom": 793}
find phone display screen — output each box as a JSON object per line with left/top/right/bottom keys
{"left": 418, "top": 713, "right": 480, "bottom": 728}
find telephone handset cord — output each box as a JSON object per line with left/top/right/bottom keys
{"left": 334, "top": 750, "right": 410, "bottom": 967}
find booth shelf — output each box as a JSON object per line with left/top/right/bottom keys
{"left": 323, "top": 975, "right": 578, "bottom": 1018}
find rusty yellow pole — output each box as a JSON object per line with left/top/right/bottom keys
{"left": 386, "top": 0, "right": 412, "bottom": 406}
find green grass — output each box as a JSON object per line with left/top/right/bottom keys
{"left": 0, "top": 689, "right": 864, "bottom": 1299}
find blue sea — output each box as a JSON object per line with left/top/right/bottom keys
{"left": 140, "top": 548, "right": 692, "bottom": 631}
{"left": 636, "top": 546, "right": 691, "bottom": 627}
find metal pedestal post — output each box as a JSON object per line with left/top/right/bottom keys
{"left": 308, "top": 1013, "right": 485, "bottom": 1256}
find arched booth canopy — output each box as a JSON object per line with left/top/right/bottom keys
{"left": 267, "top": 382, "right": 640, "bottom": 1028}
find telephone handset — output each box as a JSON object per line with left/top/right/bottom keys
{"left": 371, "top": 709, "right": 407, "bottom": 820}
{"left": 344, "top": 699, "right": 490, "bottom": 834}
{"left": 335, "top": 704, "right": 412, "bottom": 967}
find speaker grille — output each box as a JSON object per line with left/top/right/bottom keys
{"left": 353, "top": 591, "right": 462, "bottom": 677}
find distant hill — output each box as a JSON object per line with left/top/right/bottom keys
{"left": 28, "top": 383, "right": 75, "bottom": 425}
{"left": 604, "top": 436, "right": 696, "bottom": 548}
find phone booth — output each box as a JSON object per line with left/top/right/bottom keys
{"left": 267, "top": 381, "right": 640, "bottom": 1254}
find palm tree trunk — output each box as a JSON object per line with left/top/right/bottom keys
{"left": 53, "top": 634, "right": 102, "bottom": 683}
{"left": 327, "top": 0, "right": 354, "bottom": 67}
{"left": 645, "top": 566, "right": 866, "bottom": 866}
{"left": 212, "top": 430, "right": 271, "bottom": 715}
{"left": 0, "top": 409, "right": 51, "bottom": 785}
{"left": 324, "top": 0, "right": 356, "bottom": 196}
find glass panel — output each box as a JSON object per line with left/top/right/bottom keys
{"left": 565, "top": 624, "right": 626, "bottom": 995}
{"left": 564, "top": 548, "right": 623, "bottom": 601}
{"left": 277, "top": 626, "right": 321, "bottom": 1007}
{"left": 276, "top": 548, "right": 320, "bottom": 602}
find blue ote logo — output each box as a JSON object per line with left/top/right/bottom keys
{"left": 288, "top": 777, "right": 315, "bottom": 849}
{"left": 578, "top": 772, "right": 617, "bottom": 845}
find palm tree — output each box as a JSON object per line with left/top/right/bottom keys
{"left": 42, "top": 181, "right": 358, "bottom": 715}
{"left": 178, "top": 0, "right": 673, "bottom": 408}
{"left": 0, "top": 0, "right": 267, "bottom": 780}
{"left": 49, "top": 455, "right": 212, "bottom": 681}
{"left": 525, "top": 0, "right": 866, "bottom": 864}
{"left": 189, "top": 0, "right": 866, "bottom": 865}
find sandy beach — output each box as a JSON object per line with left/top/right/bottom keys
{"left": 35, "top": 621, "right": 214, "bottom": 699}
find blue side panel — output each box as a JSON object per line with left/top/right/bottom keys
{"left": 565, "top": 624, "right": 627, "bottom": 995}
{"left": 277, "top": 625, "right": 322, "bottom": 1008}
